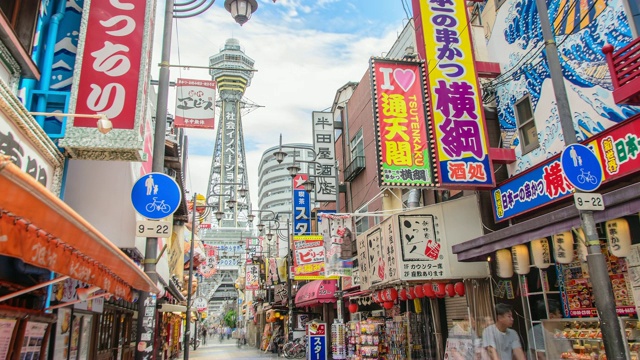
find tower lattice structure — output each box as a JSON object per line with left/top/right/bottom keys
{"left": 206, "top": 38, "right": 254, "bottom": 228}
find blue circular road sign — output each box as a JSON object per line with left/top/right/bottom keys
{"left": 560, "top": 143, "right": 603, "bottom": 192}
{"left": 131, "top": 172, "right": 182, "bottom": 219}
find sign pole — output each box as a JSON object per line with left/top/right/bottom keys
{"left": 184, "top": 192, "right": 197, "bottom": 360}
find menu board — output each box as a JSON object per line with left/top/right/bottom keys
{"left": 625, "top": 244, "right": 640, "bottom": 315}
{"left": 0, "top": 319, "right": 16, "bottom": 359}
{"left": 20, "top": 321, "right": 48, "bottom": 359}
{"left": 558, "top": 242, "right": 635, "bottom": 317}
{"left": 53, "top": 308, "right": 72, "bottom": 359}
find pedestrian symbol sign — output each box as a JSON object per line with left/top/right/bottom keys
{"left": 560, "top": 143, "right": 603, "bottom": 192}
{"left": 131, "top": 172, "right": 182, "bottom": 220}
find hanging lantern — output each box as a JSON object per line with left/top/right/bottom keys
{"left": 495, "top": 249, "right": 514, "bottom": 278}
{"left": 372, "top": 291, "right": 380, "bottom": 303}
{"left": 389, "top": 288, "right": 398, "bottom": 301}
{"left": 414, "top": 284, "right": 425, "bottom": 298}
{"left": 383, "top": 301, "right": 394, "bottom": 310}
{"left": 414, "top": 298, "right": 422, "bottom": 313}
{"left": 530, "top": 238, "right": 552, "bottom": 269}
{"left": 575, "top": 228, "right": 588, "bottom": 262}
{"left": 379, "top": 290, "right": 387, "bottom": 302}
{"left": 348, "top": 303, "right": 359, "bottom": 313}
{"left": 606, "top": 218, "right": 631, "bottom": 258}
{"left": 434, "top": 283, "right": 446, "bottom": 298}
{"left": 445, "top": 284, "right": 456, "bottom": 297}
{"left": 407, "top": 287, "right": 415, "bottom": 300}
{"left": 423, "top": 283, "right": 435, "bottom": 298}
{"left": 454, "top": 282, "right": 465, "bottom": 296}
{"left": 399, "top": 289, "right": 408, "bottom": 301}
{"left": 552, "top": 231, "right": 574, "bottom": 264}
{"left": 512, "top": 244, "right": 530, "bottom": 275}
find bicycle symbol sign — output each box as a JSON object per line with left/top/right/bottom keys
{"left": 560, "top": 144, "right": 603, "bottom": 192}
{"left": 131, "top": 172, "right": 182, "bottom": 220}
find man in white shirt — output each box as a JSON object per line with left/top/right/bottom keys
{"left": 482, "top": 303, "right": 526, "bottom": 360}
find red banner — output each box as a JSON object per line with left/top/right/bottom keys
{"left": 75, "top": 1, "right": 148, "bottom": 129}
{"left": 591, "top": 118, "right": 640, "bottom": 182}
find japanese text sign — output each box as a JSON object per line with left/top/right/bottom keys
{"left": 319, "top": 214, "right": 355, "bottom": 277}
{"left": 293, "top": 236, "right": 328, "bottom": 280}
{"left": 74, "top": 0, "right": 150, "bottom": 129}
{"left": 414, "top": 0, "right": 494, "bottom": 188}
{"left": 245, "top": 264, "right": 260, "bottom": 290}
{"left": 293, "top": 174, "right": 311, "bottom": 235}
{"left": 369, "top": 58, "right": 435, "bottom": 187}
{"left": 307, "top": 323, "right": 327, "bottom": 360}
{"left": 492, "top": 117, "right": 640, "bottom": 221}
{"left": 174, "top": 78, "right": 216, "bottom": 129}
{"left": 398, "top": 214, "right": 446, "bottom": 280}
{"left": 312, "top": 112, "right": 337, "bottom": 202}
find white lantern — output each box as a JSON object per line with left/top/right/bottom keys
{"left": 495, "top": 249, "right": 514, "bottom": 278}
{"left": 531, "top": 238, "right": 552, "bottom": 269}
{"left": 606, "top": 218, "right": 632, "bottom": 258}
{"left": 574, "top": 228, "right": 588, "bottom": 262}
{"left": 552, "top": 231, "right": 574, "bottom": 264}
{"left": 512, "top": 245, "right": 530, "bottom": 275}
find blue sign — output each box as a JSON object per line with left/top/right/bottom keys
{"left": 293, "top": 174, "right": 311, "bottom": 235}
{"left": 560, "top": 144, "right": 603, "bottom": 192}
{"left": 307, "top": 336, "right": 326, "bottom": 360}
{"left": 131, "top": 172, "right": 182, "bottom": 220}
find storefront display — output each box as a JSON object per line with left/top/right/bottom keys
{"left": 385, "top": 316, "right": 408, "bottom": 359}
{"left": 332, "top": 322, "right": 346, "bottom": 359}
{"left": 348, "top": 318, "right": 386, "bottom": 359}
{"left": 542, "top": 318, "right": 640, "bottom": 359}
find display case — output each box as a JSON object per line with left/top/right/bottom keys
{"left": 542, "top": 318, "right": 640, "bottom": 359}
{"left": 354, "top": 318, "right": 386, "bottom": 359}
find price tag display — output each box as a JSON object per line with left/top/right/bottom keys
{"left": 136, "top": 220, "right": 172, "bottom": 238}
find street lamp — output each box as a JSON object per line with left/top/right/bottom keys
{"left": 224, "top": 0, "right": 258, "bottom": 25}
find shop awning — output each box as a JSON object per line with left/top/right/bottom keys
{"left": 0, "top": 157, "right": 157, "bottom": 301}
{"left": 295, "top": 279, "right": 337, "bottom": 307}
{"left": 158, "top": 304, "right": 188, "bottom": 313}
{"left": 453, "top": 182, "right": 640, "bottom": 261}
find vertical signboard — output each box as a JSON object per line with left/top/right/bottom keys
{"left": 245, "top": 264, "right": 260, "bottom": 290}
{"left": 413, "top": 0, "right": 494, "bottom": 188}
{"left": 293, "top": 174, "right": 311, "bottom": 235}
{"left": 369, "top": 58, "right": 435, "bottom": 187}
{"left": 307, "top": 323, "right": 327, "bottom": 360}
{"left": 73, "top": 0, "right": 149, "bottom": 129}
{"left": 174, "top": 78, "right": 216, "bottom": 129}
{"left": 397, "top": 214, "right": 446, "bottom": 280}
{"left": 312, "top": 112, "right": 337, "bottom": 202}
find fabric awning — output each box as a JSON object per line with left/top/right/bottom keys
{"left": 295, "top": 279, "right": 337, "bottom": 308}
{"left": 0, "top": 157, "right": 157, "bottom": 301}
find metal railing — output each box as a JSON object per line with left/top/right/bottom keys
{"left": 344, "top": 156, "right": 365, "bottom": 182}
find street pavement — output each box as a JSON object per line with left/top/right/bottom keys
{"left": 189, "top": 337, "right": 281, "bottom": 359}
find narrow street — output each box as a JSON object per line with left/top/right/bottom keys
{"left": 189, "top": 337, "right": 281, "bottom": 360}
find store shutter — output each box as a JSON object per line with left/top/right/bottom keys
{"left": 444, "top": 296, "right": 469, "bottom": 331}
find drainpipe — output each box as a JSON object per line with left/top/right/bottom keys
{"left": 34, "top": 0, "right": 66, "bottom": 127}
{"left": 407, "top": 189, "right": 421, "bottom": 209}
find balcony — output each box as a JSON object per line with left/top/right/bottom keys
{"left": 603, "top": 38, "right": 640, "bottom": 105}
{"left": 344, "top": 156, "right": 365, "bottom": 182}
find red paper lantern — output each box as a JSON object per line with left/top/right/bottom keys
{"left": 389, "top": 288, "right": 398, "bottom": 301}
{"left": 454, "top": 282, "right": 465, "bottom": 296}
{"left": 381, "top": 290, "right": 389, "bottom": 302}
{"left": 423, "top": 283, "right": 435, "bottom": 298}
{"left": 435, "top": 283, "right": 446, "bottom": 298}
{"left": 372, "top": 291, "right": 380, "bottom": 303}
{"left": 348, "top": 303, "right": 359, "bottom": 313}
{"left": 383, "top": 301, "right": 394, "bottom": 310}
{"left": 414, "top": 284, "right": 425, "bottom": 298}
{"left": 408, "top": 287, "right": 415, "bottom": 299}
{"left": 399, "top": 289, "right": 408, "bottom": 301}
{"left": 445, "top": 283, "right": 456, "bottom": 297}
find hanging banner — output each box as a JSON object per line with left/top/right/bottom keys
{"left": 293, "top": 174, "right": 311, "bottom": 235}
{"left": 413, "top": 0, "right": 494, "bottom": 188}
{"left": 312, "top": 112, "right": 337, "bottom": 202}
{"left": 197, "top": 244, "right": 217, "bottom": 278}
{"left": 174, "top": 78, "right": 216, "bottom": 129}
{"left": 369, "top": 58, "right": 435, "bottom": 187}
{"left": 245, "top": 264, "right": 260, "bottom": 290}
{"left": 319, "top": 214, "right": 355, "bottom": 276}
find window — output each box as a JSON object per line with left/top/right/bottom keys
{"left": 355, "top": 206, "right": 369, "bottom": 234}
{"left": 1, "top": 0, "right": 40, "bottom": 53}
{"left": 350, "top": 129, "right": 364, "bottom": 161}
{"left": 515, "top": 95, "right": 539, "bottom": 154}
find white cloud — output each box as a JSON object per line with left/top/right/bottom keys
{"left": 153, "top": 2, "right": 404, "bottom": 203}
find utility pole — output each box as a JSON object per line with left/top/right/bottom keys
{"left": 535, "top": 0, "right": 625, "bottom": 357}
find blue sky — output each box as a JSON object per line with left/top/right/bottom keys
{"left": 152, "top": 0, "right": 412, "bottom": 200}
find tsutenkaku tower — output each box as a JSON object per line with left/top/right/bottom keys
{"left": 206, "top": 38, "right": 254, "bottom": 228}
